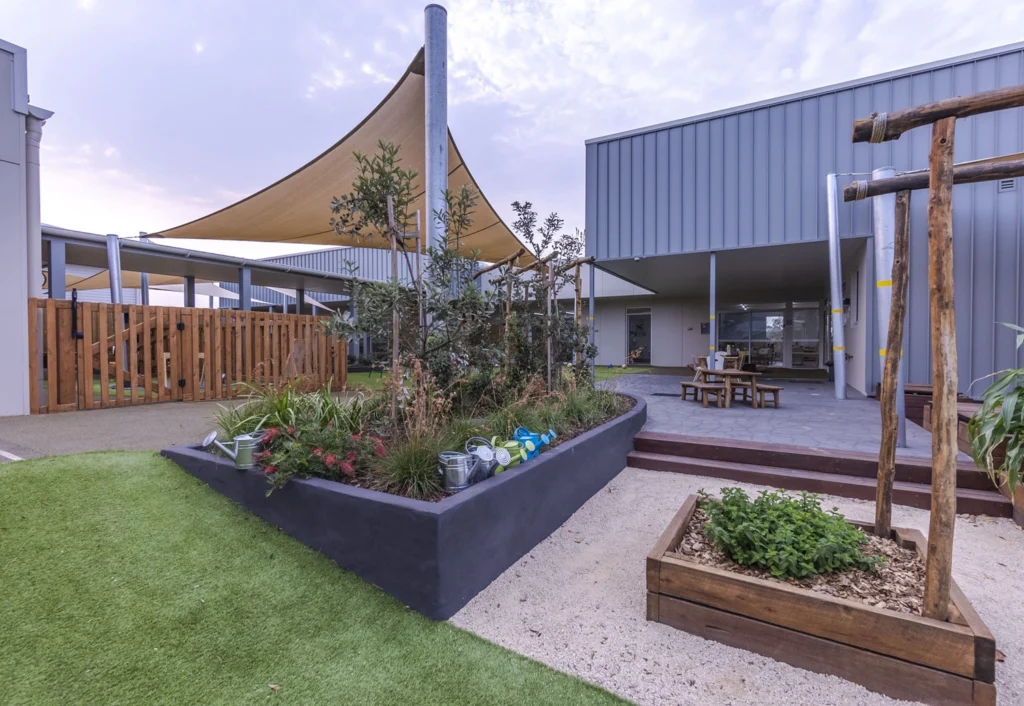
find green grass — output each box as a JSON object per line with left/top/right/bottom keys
{"left": 594, "top": 365, "right": 653, "bottom": 382}
{"left": 345, "top": 370, "right": 388, "bottom": 391}
{"left": 0, "top": 452, "right": 625, "bottom": 706}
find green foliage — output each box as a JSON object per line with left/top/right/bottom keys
{"left": 699, "top": 488, "right": 882, "bottom": 580}
{"left": 330, "top": 139, "right": 417, "bottom": 239}
{"left": 258, "top": 425, "right": 385, "bottom": 492}
{"left": 969, "top": 322, "right": 1024, "bottom": 495}
{"left": 216, "top": 384, "right": 378, "bottom": 439}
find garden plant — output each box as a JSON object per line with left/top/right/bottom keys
{"left": 215, "top": 141, "right": 628, "bottom": 500}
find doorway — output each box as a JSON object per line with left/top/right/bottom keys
{"left": 626, "top": 308, "right": 652, "bottom": 365}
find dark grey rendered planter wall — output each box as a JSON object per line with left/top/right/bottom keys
{"left": 162, "top": 394, "right": 646, "bottom": 620}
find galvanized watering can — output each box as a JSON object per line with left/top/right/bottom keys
{"left": 438, "top": 451, "right": 476, "bottom": 494}
{"left": 203, "top": 430, "right": 264, "bottom": 470}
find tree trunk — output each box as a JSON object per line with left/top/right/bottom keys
{"left": 875, "top": 190, "right": 911, "bottom": 538}
{"left": 923, "top": 117, "right": 959, "bottom": 621}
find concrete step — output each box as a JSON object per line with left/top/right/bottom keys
{"left": 626, "top": 451, "right": 1012, "bottom": 518}
{"left": 633, "top": 431, "right": 993, "bottom": 491}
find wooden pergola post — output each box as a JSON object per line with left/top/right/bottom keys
{"left": 849, "top": 85, "right": 1024, "bottom": 623}
{"left": 923, "top": 116, "right": 958, "bottom": 620}
{"left": 875, "top": 189, "right": 911, "bottom": 538}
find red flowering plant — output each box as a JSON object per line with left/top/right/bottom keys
{"left": 259, "top": 424, "right": 383, "bottom": 493}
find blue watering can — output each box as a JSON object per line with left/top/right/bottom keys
{"left": 512, "top": 427, "right": 557, "bottom": 460}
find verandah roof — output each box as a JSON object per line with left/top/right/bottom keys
{"left": 152, "top": 50, "right": 532, "bottom": 265}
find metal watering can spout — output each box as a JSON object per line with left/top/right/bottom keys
{"left": 202, "top": 430, "right": 262, "bottom": 470}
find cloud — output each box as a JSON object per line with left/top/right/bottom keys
{"left": 306, "top": 62, "right": 350, "bottom": 98}
{"left": 360, "top": 62, "right": 395, "bottom": 84}
{"left": 445, "top": 0, "right": 1024, "bottom": 144}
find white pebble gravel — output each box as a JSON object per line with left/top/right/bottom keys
{"left": 451, "top": 468, "right": 1024, "bottom": 706}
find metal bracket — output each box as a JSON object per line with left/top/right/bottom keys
{"left": 178, "top": 379, "right": 186, "bottom": 388}
{"left": 177, "top": 322, "right": 185, "bottom": 331}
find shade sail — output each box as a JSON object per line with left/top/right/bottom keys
{"left": 66, "top": 270, "right": 183, "bottom": 290}
{"left": 153, "top": 50, "right": 532, "bottom": 265}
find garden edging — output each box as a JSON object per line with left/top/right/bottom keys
{"left": 162, "top": 393, "right": 646, "bottom": 620}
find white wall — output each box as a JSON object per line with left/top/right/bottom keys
{"left": 0, "top": 41, "right": 29, "bottom": 416}
{"left": 842, "top": 240, "right": 871, "bottom": 395}
{"left": 593, "top": 296, "right": 708, "bottom": 367}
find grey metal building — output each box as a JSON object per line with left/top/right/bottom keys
{"left": 585, "top": 42, "right": 1024, "bottom": 395}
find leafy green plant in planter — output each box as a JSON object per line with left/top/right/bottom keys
{"left": 698, "top": 488, "right": 882, "bottom": 580}
{"left": 968, "top": 323, "right": 1024, "bottom": 496}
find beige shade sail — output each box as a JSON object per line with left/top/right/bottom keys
{"left": 152, "top": 50, "right": 533, "bottom": 265}
{"left": 66, "top": 270, "right": 184, "bottom": 290}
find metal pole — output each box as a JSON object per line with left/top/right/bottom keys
{"left": 415, "top": 209, "right": 425, "bottom": 348}
{"left": 238, "top": 267, "right": 252, "bottom": 311}
{"left": 105, "top": 234, "right": 123, "bottom": 304}
{"left": 709, "top": 252, "right": 717, "bottom": 369}
{"left": 296, "top": 288, "right": 307, "bottom": 315}
{"left": 424, "top": 4, "right": 448, "bottom": 250}
{"left": 387, "top": 194, "right": 399, "bottom": 421}
{"left": 826, "top": 173, "right": 847, "bottom": 400}
{"left": 25, "top": 109, "right": 52, "bottom": 300}
{"left": 871, "top": 168, "right": 907, "bottom": 447}
{"left": 138, "top": 232, "right": 150, "bottom": 305}
{"left": 48, "top": 239, "right": 66, "bottom": 300}
{"left": 184, "top": 275, "right": 196, "bottom": 308}
{"left": 588, "top": 262, "right": 596, "bottom": 382}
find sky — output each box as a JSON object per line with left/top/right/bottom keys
{"left": 4, "top": 0, "right": 1024, "bottom": 260}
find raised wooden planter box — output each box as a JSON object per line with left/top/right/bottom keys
{"left": 647, "top": 496, "right": 997, "bottom": 706}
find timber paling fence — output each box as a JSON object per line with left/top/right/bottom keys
{"left": 27, "top": 298, "right": 347, "bottom": 414}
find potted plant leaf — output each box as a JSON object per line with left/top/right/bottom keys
{"left": 968, "top": 322, "right": 1024, "bottom": 524}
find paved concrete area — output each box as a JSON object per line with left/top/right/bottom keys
{"left": 0, "top": 401, "right": 229, "bottom": 460}
{"left": 600, "top": 373, "right": 946, "bottom": 459}
{"left": 454, "top": 468, "right": 1024, "bottom": 706}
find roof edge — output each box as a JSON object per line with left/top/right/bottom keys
{"left": 585, "top": 40, "right": 1024, "bottom": 145}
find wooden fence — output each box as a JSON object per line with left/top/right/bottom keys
{"left": 27, "top": 299, "right": 347, "bottom": 414}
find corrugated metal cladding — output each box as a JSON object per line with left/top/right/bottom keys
{"left": 217, "top": 246, "right": 421, "bottom": 308}
{"left": 585, "top": 44, "right": 1024, "bottom": 391}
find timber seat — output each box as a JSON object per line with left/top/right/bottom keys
{"left": 681, "top": 380, "right": 726, "bottom": 408}
{"left": 755, "top": 384, "right": 784, "bottom": 409}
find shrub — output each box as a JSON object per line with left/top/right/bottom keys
{"left": 698, "top": 488, "right": 882, "bottom": 580}
{"left": 259, "top": 425, "right": 384, "bottom": 493}
{"left": 377, "top": 433, "right": 445, "bottom": 500}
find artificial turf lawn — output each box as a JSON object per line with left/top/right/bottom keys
{"left": 0, "top": 452, "right": 625, "bottom": 706}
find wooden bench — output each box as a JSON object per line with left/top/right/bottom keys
{"left": 755, "top": 383, "right": 783, "bottom": 409}
{"left": 681, "top": 381, "right": 727, "bottom": 408}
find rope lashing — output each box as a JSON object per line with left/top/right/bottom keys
{"left": 869, "top": 111, "right": 888, "bottom": 143}
{"left": 855, "top": 180, "right": 869, "bottom": 200}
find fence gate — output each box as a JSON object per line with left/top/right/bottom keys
{"left": 27, "top": 299, "right": 347, "bottom": 414}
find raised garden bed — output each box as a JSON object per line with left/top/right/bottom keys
{"left": 163, "top": 394, "right": 645, "bottom": 620}
{"left": 646, "top": 495, "right": 997, "bottom": 706}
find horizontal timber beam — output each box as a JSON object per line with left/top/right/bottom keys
{"left": 843, "top": 158, "right": 1024, "bottom": 201}
{"left": 852, "top": 85, "right": 1024, "bottom": 143}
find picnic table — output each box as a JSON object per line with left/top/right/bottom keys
{"left": 696, "top": 367, "right": 761, "bottom": 408}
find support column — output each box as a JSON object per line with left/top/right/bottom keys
{"left": 139, "top": 232, "right": 150, "bottom": 305}
{"left": 424, "top": 4, "right": 448, "bottom": 249}
{"left": 184, "top": 275, "right": 196, "bottom": 308}
{"left": 238, "top": 267, "right": 252, "bottom": 311}
{"left": 26, "top": 107, "right": 53, "bottom": 299}
{"left": 782, "top": 301, "right": 793, "bottom": 368}
{"left": 105, "top": 234, "right": 123, "bottom": 304}
{"left": 48, "top": 238, "right": 66, "bottom": 300}
{"left": 296, "top": 288, "right": 307, "bottom": 315}
{"left": 826, "top": 173, "right": 847, "bottom": 400}
{"left": 872, "top": 167, "right": 907, "bottom": 447}
{"left": 588, "top": 262, "right": 596, "bottom": 381}
{"left": 709, "top": 252, "right": 717, "bottom": 368}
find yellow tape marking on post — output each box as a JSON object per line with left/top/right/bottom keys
{"left": 831, "top": 308, "right": 844, "bottom": 314}
{"left": 879, "top": 348, "right": 887, "bottom": 356}
{"left": 877, "top": 279, "right": 892, "bottom": 287}
{"left": 709, "top": 315, "right": 715, "bottom": 319}
{"left": 833, "top": 346, "right": 845, "bottom": 351}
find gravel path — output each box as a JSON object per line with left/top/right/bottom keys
{"left": 452, "top": 468, "right": 1024, "bottom": 706}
